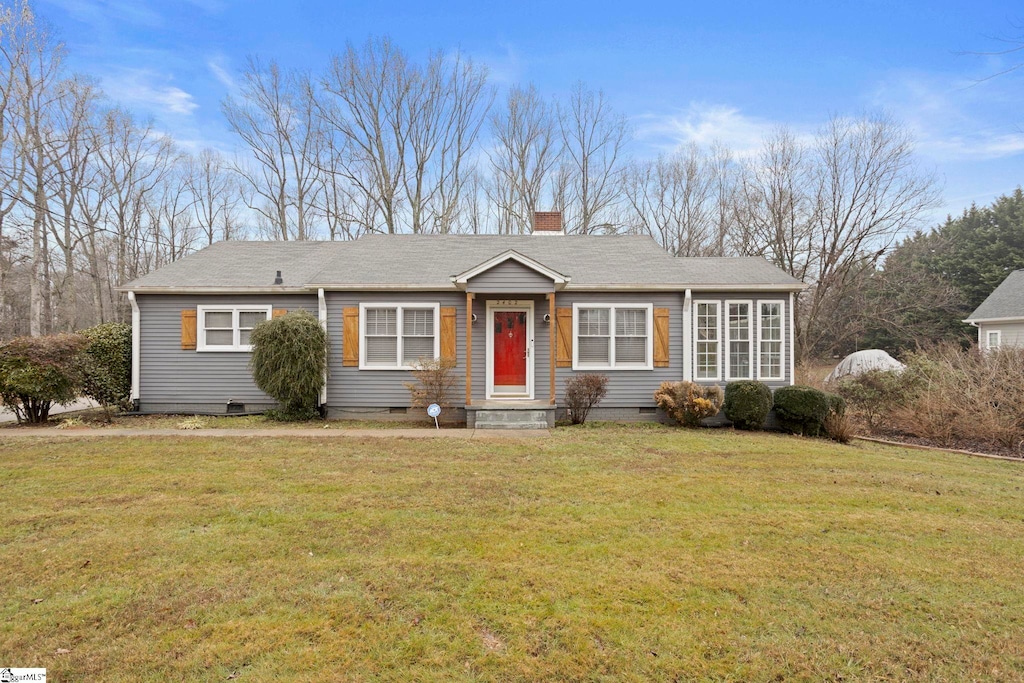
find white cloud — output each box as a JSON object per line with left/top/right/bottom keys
{"left": 207, "top": 54, "right": 238, "bottom": 93}
{"left": 633, "top": 103, "right": 801, "bottom": 157}
{"left": 41, "top": 0, "right": 162, "bottom": 28}
{"left": 100, "top": 68, "right": 198, "bottom": 116}
{"left": 868, "top": 69, "right": 1024, "bottom": 163}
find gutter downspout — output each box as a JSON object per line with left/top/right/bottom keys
{"left": 318, "top": 288, "right": 328, "bottom": 408}
{"left": 128, "top": 291, "right": 140, "bottom": 405}
{"left": 682, "top": 288, "right": 692, "bottom": 381}
{"left": 789, "top": 291, "right": 796, "bottom": 386}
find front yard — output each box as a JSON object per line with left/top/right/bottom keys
{"left": 2, "top": 426, "right": 1022, "bottom": 680}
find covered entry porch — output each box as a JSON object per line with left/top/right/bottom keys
{"left": 453, "top": 250, "right": 568, "bottom": 428}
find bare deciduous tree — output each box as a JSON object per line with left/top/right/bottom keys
{"left": 487, "top": 84, "right": 558, "bottom": 234}
{"left": 557, "top": 83, "right": 630, "bottom": 234}
{"left": 623, "top": 144, "right": 720, "bottom": 256}
{"left": 223, "top": 58, "right": 322, "bottom": 240}
{"left": 186, "top": 148, "right": 241, "bottom": 246}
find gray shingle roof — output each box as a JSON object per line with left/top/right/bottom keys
{"left": 122, "top": 241, "right": 350, "bottom": 290}
{"left": 966, "top": 270, "right": 1024, "bottom": 321}
{"left": 122, "top": 234, "right": 804, "bottom": 291}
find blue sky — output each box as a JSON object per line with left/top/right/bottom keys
{"left": 37, "top": 0, "right": 1024, "bottom": 225}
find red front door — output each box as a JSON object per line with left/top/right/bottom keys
{"left": 493, "top": 310, "right": 528, "bottom": 390}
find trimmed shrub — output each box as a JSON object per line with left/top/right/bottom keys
{"left": 723, "top": 381, "right": 773, "bottom": 430}
{"left": 79, "top": 322, "right": 132, "bottom": 420}
{"left": 564, "top": 374, "right": 609, "bottom": 425}
{"left": 0, "top": 334, "right": 87, "bottom": 424}
{"left": 654, "top": 381, "right": 724, "bottom": 428}
{"left": 248, "top": 311, "right": 328, "bottom": 420}
{"left": 405, "top": 356, "right": 458, "bottom": 413}
{"left": 773, "top": 385, "right": 831, "bottom": 436}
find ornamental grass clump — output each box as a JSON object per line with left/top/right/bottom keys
{"left": 723, "top": 380, "right": 773, "bottom": 430}
{"left": 654, "top": 380, "right": 724, "bottom": 428}
{"left": 248, "top": 311, "right": 328, "bottom": 420}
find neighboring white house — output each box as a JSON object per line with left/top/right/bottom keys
{"left": 964, "top": 269, "right": 1024, "bottom": 350}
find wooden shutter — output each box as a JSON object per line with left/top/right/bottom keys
{"left": 181, "top": 310, "right": 197, "bottom": 350}
{"left": 342, "top": 307, "right": 359, "bottom": 367}
{"left": 654, "top": 307, "right": 670, "bottom": 368}
{"left": 272, "top": 308, "right": 287, "bottom": 318}
{"left": 556, "top": 307, "right": 573, "bottom": 368}
{"left": 440, "top": 307, "right": 457, "bottom": 361}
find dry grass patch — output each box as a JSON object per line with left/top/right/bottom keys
{"left": 2, "top": 426, "right": 1023, "bottom": 680}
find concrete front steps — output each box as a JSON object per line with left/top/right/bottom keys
{"left": 466, "top": 400, "right": 556, "bottom": 430}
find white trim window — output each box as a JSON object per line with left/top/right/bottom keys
{"left": 758, "top": 300, "right": 785, "bottom": 380}
{"left": 694, "top": 301, "right": 721, "bottom": 380}
{"left": 986, "top": 329, "right": 1001, "bottom": 350}
{"left": 359, "top": 303, "right": 440, "bottom": 369}
{"left": 197, "top": 306, "right": 271, "bottom": 352}
{"left": 725, "top": 301, "right": 753, "bottom": 380}
{"left": 572, "top": 303, "right": 653, "bottom": 370}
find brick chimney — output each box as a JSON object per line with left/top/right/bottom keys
{"left": 532, "top": 211, "right": 563, "bottom": 235}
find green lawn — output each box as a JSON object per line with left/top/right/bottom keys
{"left": 2, "top": 426, "right": 1023, "bottom": 681}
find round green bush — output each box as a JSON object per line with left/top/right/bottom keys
{"left": 248, "top": 311, "right": 328, "bottom": 420}
{"left": 772, "top": 385, "right": 830, "bottom": 436}
{"left": 80, "top": 322, "right": 133, "bottom": 416}
{"left": 723, "top": 381, "right": 773, "bottom": 430}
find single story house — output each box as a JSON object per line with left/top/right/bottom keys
{"left": 964, "top": 268, "right": 1024, "bottom": 350}
{"left": 120, "top": 212, "right": 805, "bottom": 427}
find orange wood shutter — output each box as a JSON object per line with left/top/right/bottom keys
{"left": 181, "top": 310, "right": 197, "bottom": 350}
{"left": 440, "top": 307, "right": 457, "bottom": 361}
{"left": 272, "top": 308, "right": 287, "bottom": 318}
{"left": 556, "top": 307, "right": 573, "bottom": 368}
{"left": 654, "top": 307, "right": 670, "bottom": 367}
{"left": 342, "top": 307, "right": 359, "bottom": 367}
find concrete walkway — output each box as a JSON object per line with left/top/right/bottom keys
{"left": 0, "top": 427, "right": 550, "bottom": 439}
{"left": 0, "top": 398, "right": 97, "bottom": 424}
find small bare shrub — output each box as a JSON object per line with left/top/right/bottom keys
{"left": 654, "top": 381, "right": 724, "bottom": 428}
{"left": 405, "top": 357, "right": 458, "bottom": 410}
{"left": 564, "top": 374, "right": 609, "bottom": 425}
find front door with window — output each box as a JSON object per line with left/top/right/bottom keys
{"left": 487, "top": 303, "right": 533, "bottom": 398}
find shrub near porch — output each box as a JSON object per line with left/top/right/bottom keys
{"left": 2, "top": 427, "right": 1023, "bottom": 680}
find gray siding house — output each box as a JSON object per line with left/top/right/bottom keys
{"left": 121, "top": 212, "right": 805, "bottom": 426}
{"left": 964, "top": 269, "right": 1024, "bottom": 350}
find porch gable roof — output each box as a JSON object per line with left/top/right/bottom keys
{"left": 450, "top": 250, "right": 569, "bottom": 289}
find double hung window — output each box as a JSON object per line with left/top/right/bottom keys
{"left": 197, "top": 306, "right": 271, "bottom": 351}
{"left": 573, "top": 304, "right": 652, "bottom": 370}
{"left": 360, "top": 304, "right": 439, "bottom": 369}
